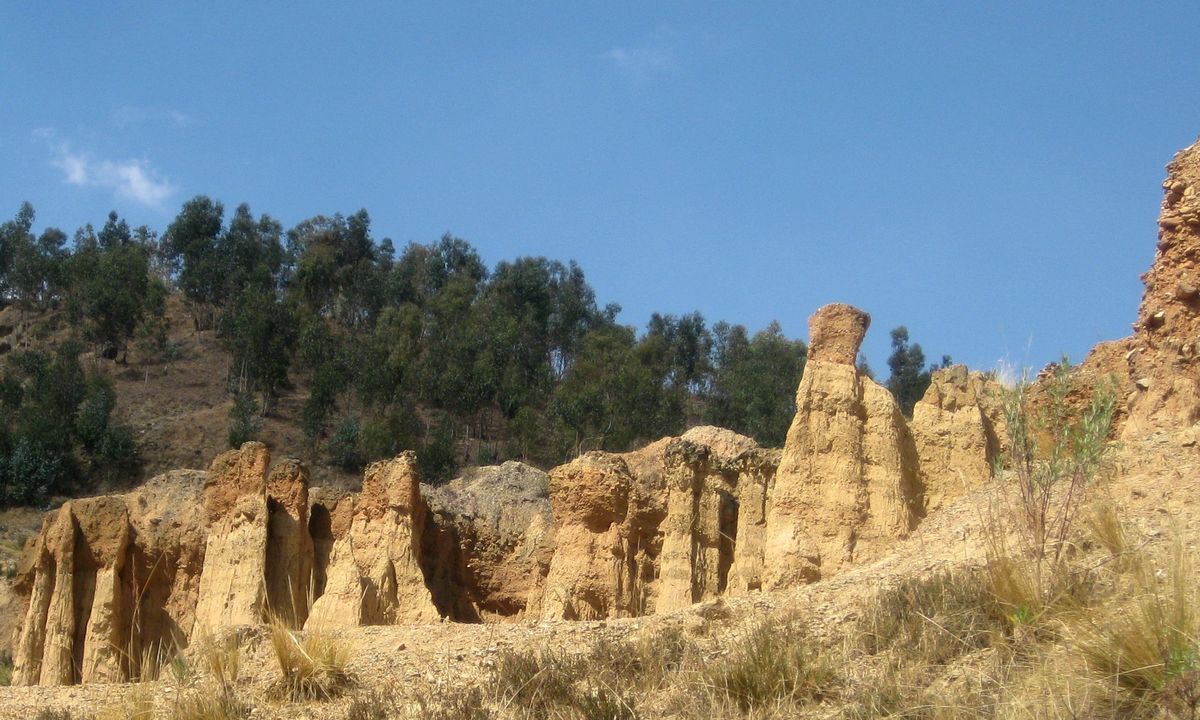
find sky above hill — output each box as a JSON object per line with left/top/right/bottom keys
{"left": 3, "top": 2, "right": 1199, "bottom": 374}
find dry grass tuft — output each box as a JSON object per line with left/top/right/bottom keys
{"left": 168, "top": 688, "right": 250, "bottom": 720}
{"left": 94, "top": 684, "right": 156, "bottom": 720}
{"left": 1083, "top": 497, "right": 1127, "bottom": 560}
{"left": 857, "top": 568, "right": 1003, "bottom": 664}
{"left": 194, "top": 631, "right": 240, "bottom": 691}
{"left": 1073, "top": 537, "right": 1199, "bottom": 700}
{"left": 33, "top": 711, "right": 79, "bottom": 720}
{"left": 698, "top": 613, "right": 833, "bottom": 714}
{"left": 267, "top": 614, "right": 356, "bottom": 702}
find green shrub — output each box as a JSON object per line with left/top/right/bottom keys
{"left": 227, "top": 391, "right": 261, "bottom": 448}
{"left": 328, "top": 416, "right": 363, "bottom": 471}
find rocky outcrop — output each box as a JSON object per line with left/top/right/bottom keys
{"left": 265, "top": 459, "right": 313, "bottom": 627}
{"left": 540, "top": 453, "right": 639, "bottom": 620}
{"left": 725, "top": 448, "right": 781, "bottom": 595}
{"left": 307, "top": 453, "right": 438, "bottom": 628}
{"left": 538, "top": 428, "right": 777, "bottom": 619}
{"left": 763, "top": 304, "right": 922, "bottom": 587}
{"left": 12, "top": 497, "right": 131, "bottom": 686}
{"left": 194, "top": 442, "right": 270, "bottom": 632}
{"left": 422, "top": 462, "right": 554, "bottom": 621}
{"left": 910, "top": 365, "right": 1002, "bottom": 511}
{"left": 1125, "top": 138, "right": 1200, "bottom": 437}
{"left": 12, "top": 472, "right": 206, "bottom": 686}
{"left": 657, "top": 440, "right": 748, "bottom": 612}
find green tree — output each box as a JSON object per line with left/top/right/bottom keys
{"left": 707, "top": 321, "right": 807, "bottom": 446}
{"left": 553, "top": 324, "right": 683, "bottom": 456}
{"left": 163, "top": 196, "right": 226, "bottom": 328}
{"left": 67, "top": 213, "right": 160, "bottom": 362}
{"left": 886, "top": 326, "right": 931, "bottom": 416}
{"left": 222, "top": 286, "right": 296, "bottom": 412}
{"left": 228, "top": 391, "right": 262, "bottom": 448}
{"left": 0, "top": 204, "right": 36, "bottom": 306}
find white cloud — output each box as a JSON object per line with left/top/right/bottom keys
{"left": 37, "top": 130, "right": 176, "bottom": 208}
{"left": 110, "top": 105, "right": 194, "bottom": 129}
{"left": 602, "top": 32, "right": 679, "bottom": 81}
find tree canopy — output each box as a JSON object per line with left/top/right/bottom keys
{"left": 0, "top": 197, "right": 950, "bottom": 501}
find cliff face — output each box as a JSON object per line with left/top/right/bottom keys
{"left": 910, "top": 365, "right": 1003, "bottom": 512}
{"left": 7, "top": 313, "right": 1007, "bottom": 687}
{"left": 307, "top": 453, "right": 439, "bottom": 628}
{"left": 1124, "top": 139, "right": 1200, "bottom": 437}
{"left": 12, "top": 472, "right": 206, "bottom": 686}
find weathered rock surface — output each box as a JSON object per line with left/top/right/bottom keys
{"left": 265, "top": 459, "right": 313, "bottom": 627}
{"left": 194, "top": 442, "right": 270, "bottom": 632}
{"left": 422, "top": 462, "right": 553, "bottom": 621}
{"left": 911, "top": 365, "right": 1002, "bottom": 511}
{"left": 307, "top": 453, "right": 439, "bottom": 628}
{"left": 1125, "top": 138, "right": 1200, "bottom": 436}
{"left": 763, "top": 304, "right": 921, "bottom": 587}
{"left": 540, "top": 453, "right": 638, "bottom": 620}
{"left": 12, "top": 472, "right": 206, "bottom": 686}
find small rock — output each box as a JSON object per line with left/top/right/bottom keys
{"left": 1136, "top": 377, "right": 1152, "bottom": 391}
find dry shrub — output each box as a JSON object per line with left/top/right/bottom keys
{"left": 408, "top": 683, "right": 492, "bottom": 720}
{"left": 587, "top": 625, "right": 691, "bottom": 693}
{"left": 1083, "top": 497, "right": 1127, "bottom": 560}
{"left": 490, "top": 646, "right": 629, "bottom": 718}
{"left": 194, "top": 631, "right": 240, "bottom": 691}
{"left": 857, "top": 568, "right": 1003, "bottom": 664}
{"left": 698, "top": 613, "right": 833, "bottom": 713}
{"left": 34, "top": 712, "right": 79, "bottom": 720}
{"left": 267, "top": 615, "right": 355, "bottom": 702}
{"left": 94, "top": 684, "right": 156, "bottom": 720}
{"left": 168, "top": 688, "right": 250, "bottom": 720}
{"left": 1073, "top": 538, "right": 1199, "bottom": 701}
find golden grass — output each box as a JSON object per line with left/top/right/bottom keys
{"left": 266, "top": 614, "right": 356, "bottom": 702}
{"left": 1072, "top": 536, "right": 1199, "bottom": 698}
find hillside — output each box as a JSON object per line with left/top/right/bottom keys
{"left": 0, "top": 136, "right": 1198, "bottom": 719}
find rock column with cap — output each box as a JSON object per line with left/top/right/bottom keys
{"left": 762, "top": 303, "right": 920, "bottom": 588}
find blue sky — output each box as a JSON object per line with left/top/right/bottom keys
{"left": 3, "top": 2, "right": 1198, "bottom": 373}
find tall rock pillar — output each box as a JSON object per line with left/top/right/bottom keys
{"left": 763, "top": 304, "right": 920, "bottom": 588}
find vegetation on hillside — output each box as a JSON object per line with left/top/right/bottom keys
{"left": 0, "top": 199, "right": 946, "bottom": 502}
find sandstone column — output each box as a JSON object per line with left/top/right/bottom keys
{"left": 307, "top": 452, "right": 439, "bottom": 627}
{"left": 194, "top": 442, "right": 271, "bottom": 631}
{"left": 540, "top": 453, "right": 637, "bottom": 620}
{"left": 763, "top": 303, "right": 920, "bottom": 588}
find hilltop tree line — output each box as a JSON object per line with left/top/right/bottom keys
{"left": 0, "top": 198, "right": 948, "bottom": 500}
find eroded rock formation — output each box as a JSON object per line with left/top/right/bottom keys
{"left": 422, "top": 462, "right": 554, "bottom": 621}
{"left": 1122, "top": 138, "right": 1200, "bottom": 436}
{"left": 194, "top": 442, "right": 270, "bottom": 632}
{"left": 910, "top": 365, "right": 1002, "bottom": 511}
{"left": 307, "top": 453, "right": 438, "bottom": 628}
{"left": 763, "top": 303, "right": 922, "bottom": 587}
{"left": 540, "top": 453, "right": 638, "bottom": 620}
{"left": 11, "top": 316, "right": 1014, "bottom": 686}
{"left": 12, "top": 472, "right": 206, "bottom": 686}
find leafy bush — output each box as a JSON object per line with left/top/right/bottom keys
{"left": 2, "top": 437, "right": 67, "bottom": 505}
{"left": 1000, "top": 357, "right": 1116, "bottom": 565}
{"left": 328, "top": 416, "right": 363, "bottom": 471}
{"left": 418, "top": 422, "right": 459, "bottom": 486}
{"left": 227, "top": 391, "right": 262, "bottom": 448}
